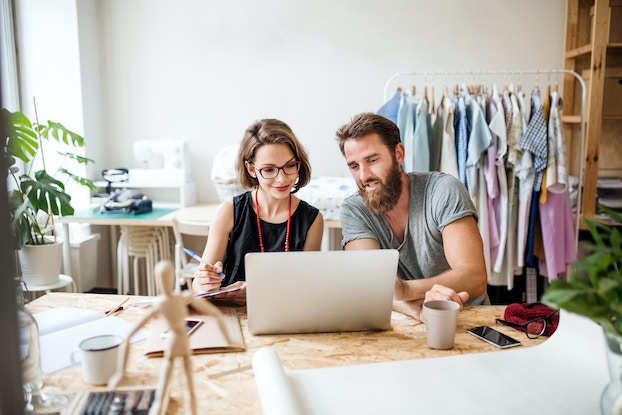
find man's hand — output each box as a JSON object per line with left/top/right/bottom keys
{"left": 393, "top": 284, "right": 469, "bottom": 322}
{"left": 424, "top": 284, "right": 469, "bottom": 308}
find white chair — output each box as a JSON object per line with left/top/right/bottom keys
{"left": 171, "top": 215, "right": 210, "bottom": 292}
{"left": 117, "top": 225, "right": 172, "bottom": 295}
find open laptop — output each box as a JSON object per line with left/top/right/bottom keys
{"left": 245, "top": 249, "right": 399, "bottom": 335}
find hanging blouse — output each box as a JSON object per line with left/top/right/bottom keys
{"left": 545, "top": 90, "right": 568, "bottom": 193}
{"left": 437, "top": 96, "right": 458, "bottom": 178}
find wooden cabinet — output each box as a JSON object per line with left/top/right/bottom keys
{"left": 563, "top": 0, "right": 622, "bottom": 221}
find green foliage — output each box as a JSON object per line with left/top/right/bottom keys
{"left": 542, "top": 205, "right": 622, "bottom": 336}
{"left": 3, "top": 108, "right": 97, "bottom": 249}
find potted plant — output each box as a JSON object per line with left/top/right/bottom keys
{"left": 4, "top": 108, "right": 96, "bottom": 285}
{"left": 542, "top": 204, "right": 622, "bottom": 414}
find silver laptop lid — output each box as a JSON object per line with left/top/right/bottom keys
{"left": 245, "top": 249, "right": 398, "bottom": 335}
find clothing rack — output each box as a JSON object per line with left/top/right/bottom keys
{"left": 382, "top": 69, "right": 586, "bottom": 250}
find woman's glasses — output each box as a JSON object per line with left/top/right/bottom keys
{"left": 495, "top": 307, "right": 560, "bottom": 339}
{"left": 253, "top": 161, "right": 301, "bottom": 179}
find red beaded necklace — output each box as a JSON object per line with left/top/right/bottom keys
{"left": 255, "top": 190, "right": 292, "bottom": 252}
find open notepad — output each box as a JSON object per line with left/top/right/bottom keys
{"left": 143, "top": 306, "right": 245, "bottom": 357}
{"left": 33, "top": 307, "right": 147, "bottom": 374}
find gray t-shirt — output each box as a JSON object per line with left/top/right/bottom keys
{"left": 340, "top": 172, "right": 488, "bottom": 305}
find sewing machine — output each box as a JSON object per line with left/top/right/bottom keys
{"left": 96, "top": 139, "right": 197, "bottom": 207}
{"left": 130, "top": 139, "right": 191, "bottom": 184}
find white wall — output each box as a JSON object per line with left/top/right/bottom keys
{"left": 15, "top": 0, "right": 566, "bottom": 205}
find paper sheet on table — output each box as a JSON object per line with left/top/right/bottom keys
{"left": 252, "top": 348, "right": 304, "bottom": 415}
{"left": 252, "top": 311, "right": 609, "bottom": 415}
{"left": 39, "top": 316, "right": 146, "bottom": 374}
{"left": 34, "top": 306, "right": 103, "bottom": 336}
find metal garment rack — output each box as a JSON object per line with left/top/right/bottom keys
{"left": 383, "top": 69, "right": 586, "bottom": 249}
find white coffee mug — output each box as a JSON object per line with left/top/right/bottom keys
{"left": 423, "top": 300, "right": 460, "bottom": 350}
{"left": 70, "top": 334, "right": 123, "bottom": 385}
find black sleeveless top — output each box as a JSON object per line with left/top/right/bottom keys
{"left": 221, "top": 191, "right": 319, "bottom": 286}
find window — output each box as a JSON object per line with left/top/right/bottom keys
{"left": 0, "top": 0, "right": 19, "bottom": 110}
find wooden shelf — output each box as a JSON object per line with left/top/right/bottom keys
{"left": 565, "top": 44, "right": 592, "bottom": 58}
{"left": 561, "top": 115, "right": 583, "bottom": 123}
{"left": 576, "top": 213, "right": 622, "bottom": 230}
{"left": 563, "top": 0, "right": 621, "bottom": 219}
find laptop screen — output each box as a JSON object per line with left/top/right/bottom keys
{"left": 245, "top": 249, "right": 398, "bottom": 335}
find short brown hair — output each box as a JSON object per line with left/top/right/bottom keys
{"left": 335, "top": 112, "right": 401, "bottom": 156}
{"left": 236, "top": 119, "right": 311, "bottom": 193}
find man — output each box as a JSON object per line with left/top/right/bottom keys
{"left": 336, "top": 112, "right": 489, "bottom": 321}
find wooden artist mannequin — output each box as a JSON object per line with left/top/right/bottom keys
{"left": 108, "top": 260, "right": 232, "bottom": 415}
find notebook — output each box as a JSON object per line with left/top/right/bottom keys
{"left": 245, "top": 249, "right": 399, "bottom": 335}
{"left": 143, "top": 306, "right": 246, "bottom": 357}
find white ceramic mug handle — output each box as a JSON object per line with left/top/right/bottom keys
{"left": 70, "top": 349, "right": 82, "bottom": 367}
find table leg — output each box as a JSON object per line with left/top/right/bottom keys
{"left": 62, "top": 223, "right": 72, "bottom": 277}
{"left": 110, "top": 225, "right": 118, "bottom": 291}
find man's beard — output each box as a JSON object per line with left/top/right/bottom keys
{"left": 358, "top": 163, "right": 403, "bottom": 215}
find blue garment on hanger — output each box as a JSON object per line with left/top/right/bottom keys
{"left": 520, "top": 88, "right": 548, "bottom": 189}
{"left": 454, "top": 96, "right": 469, "bottom": 188}
{"left": 377, "top": 90, "right": 402, "bottom": 125}
{"left": 411, "top": 99, "right": 431, "bottom": 172}
{"left": 524, "top": 189, "right": 540, "bottom": 269}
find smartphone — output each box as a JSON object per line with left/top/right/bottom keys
{"left": 161, "top": 318, "right": 203, "bottom": 338}
{"left": 466, "top": 325, "right": 521, "bottom": 349}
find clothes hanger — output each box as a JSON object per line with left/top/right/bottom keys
{"left": 443, "top": 83, "right": 454, "bottom": 114}
{"left": 418, "top": 84, "right": 428, "bottom": 114}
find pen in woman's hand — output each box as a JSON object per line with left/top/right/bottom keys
{"left": 183, "top": 248, "right": 226, "bottom": 277}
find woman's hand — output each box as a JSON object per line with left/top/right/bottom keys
{"left": 192, "top": 261, "right": 225, "bottom": 293}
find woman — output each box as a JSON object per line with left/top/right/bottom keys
{"left": 192, "top": 119, "right": 324, "bottom": 303}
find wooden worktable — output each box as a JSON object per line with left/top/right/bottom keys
{"left": 28, "top": 293, "right": 546, "bottom": 414}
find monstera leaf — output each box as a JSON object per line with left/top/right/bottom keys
{"left": 4, "top": 108, "right": 95, "bottom": 248}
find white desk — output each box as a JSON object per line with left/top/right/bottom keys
{"left": 59, "top": 204, "right": 342, "bottom": 287}
{"left": 58, "top": 207, "right": 179, "bottom": 285}
{"left": 253, "top": 310, "right": 609, "bottom": 414}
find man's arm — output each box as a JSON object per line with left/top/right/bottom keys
{"left": 342, "top": 237, "right": 380, "bottom": 250}
{"left": 395, "top": 215, "right": 487, "bottom": 304}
